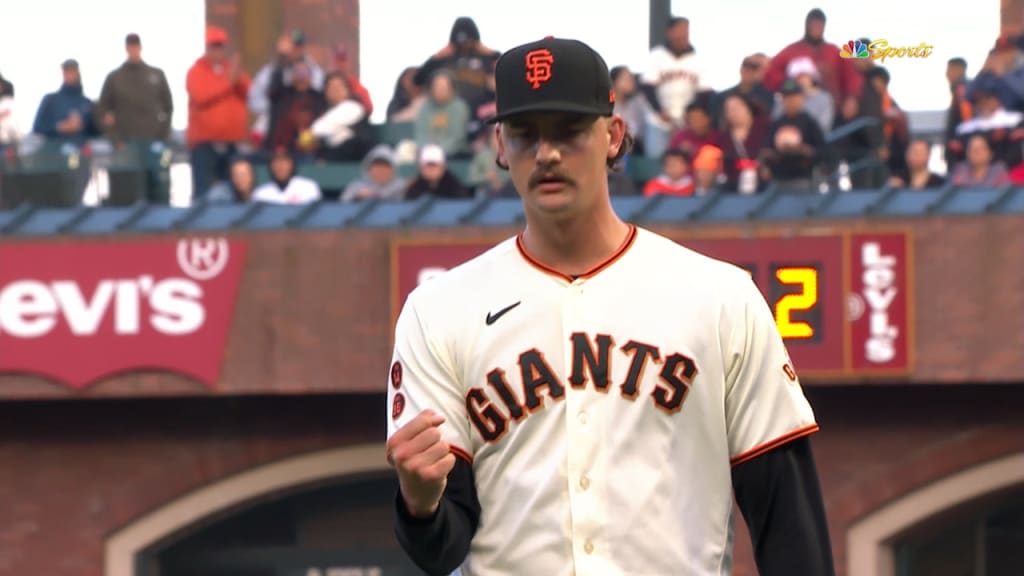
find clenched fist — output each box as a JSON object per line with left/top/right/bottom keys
{"left": 387, "top": 409, "right": 457, "bottom": 518}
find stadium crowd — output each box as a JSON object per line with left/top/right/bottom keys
{"left": 1, "top": 8, "right": 1024, "bottom": 206}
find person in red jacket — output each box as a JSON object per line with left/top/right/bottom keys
{"left": 763, "top": 9, "right": 862, "bottom": 123}
{"left": 186, "top": 26, "right": 252, "bottom": 201}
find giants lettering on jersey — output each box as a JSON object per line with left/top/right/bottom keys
{"left": 657, "top": 69, "right": 697, "bottom": 84}
{"left": 466, "top": 331, "right": 699, "bottom": 442}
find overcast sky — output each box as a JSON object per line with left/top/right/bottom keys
{"left": 0, "top": 0, "right": 1001, "bottom": 134}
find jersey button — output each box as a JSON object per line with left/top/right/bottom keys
{"left": 578, "top": 411, "right": 588, "bottom": 425}
{"left": 579, "top": 476, "right": 590, "bottom": 491}
{"left": 584, "top": 541, "right": 595, "bottom": 554}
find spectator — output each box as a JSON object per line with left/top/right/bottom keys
{"left": 0, "top": 85, "right": 17, "bottom": 151}
{"left": 386, "top": 66, "right": 426, "bottom": 123}
{"left": 774, "top": 56, "right": 834, "bottom": 135}
{"left": 945, "top": 57, "right": 971, "bottom": 168}
{"left": 760, "top": 79, "right": 827, "bottom": 192}
{"left": 832, "top": 38, "right": 886, "bottom": 189}
{"left": 466, "top": 72, "right": 496, "bottom": 146}
{"left": 468, "top": 128, "right": 512, "bottom": 197}
{"left": 405, "top": 143, "right": 471, "bottom": 199}
{"left": 643, "top": 149, "right": 695, "bottom": 196}
{"left": 641, "top": 16, "right": 712, "bottom": 158}
{"left": 185, "top": 26, "right": 251, "bottom": 201}
{"left": 668, "top": 100, "right": 722, "bottom": 159}
{"left": 207, "top": 156, "right": 257, "bottom": 203}
{"left": 413, "top": 17, "right": 500, "bottom": 106}
{"left": 888, "top": 139, "right": 945, "bottom": 190}
{"left": 691, "top": 144, "right": 723, "bottom": 194}
{"left": 330, "top": 43, "right": 374, "bottom": 115}
{"left": 719, "top": 93, "right": 770, "bottom": 194}
{"left": 712, "top": 56, "right": 774, "bottom": 127}
{"left": 610, "top": 66, "right": 650, "bottom": 157}
{"left": 950, "top": 134, "right": 1010, "bottom": 188}
{"left": 953, "top": 76, "right": 1024, "bottom": 168}
{"left": 415, "top": 71, "right": 471, "bottom": 159}
{"left": 252, "top": 147, "right": 322, "bottom": 204}
{"left": 763, "top": 9, "right": 861, "bottom": 122}
{"left": 0, "top": 71, "right": 12, "bottom": 99}
{"left": 32, "top": 59, "right": 99, "bottom": 144}
{"left": 311, "top": 72, "right": 375, "bottom": 162}
{"left": 866, "top": 67, "right": 910, "bottom": 178}
{"left": 249, "top": 31, "right": 326, "bottom": 146}
{"left": 341, "top": 144, "right": 409, "bottom": 202}
{"left": 973, "top": 37, "right": 1024, "bottom": 110}
{"left": 95, "top": 33, "right": 173, "bottom": 142}
{"left": 266, "top": 61, "right": 327, "bottom": 158}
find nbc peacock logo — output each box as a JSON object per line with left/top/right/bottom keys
{"left": 840, "top": 39, "right": 871, "bottom": 59}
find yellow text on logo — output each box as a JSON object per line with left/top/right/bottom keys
{"left": 868, "top": 40, "right": 934, "bottom": 62}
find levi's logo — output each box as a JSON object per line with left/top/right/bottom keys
{"left": 525, "top": 49, "right": 554, "bottom": 89}
{"left": 0, "top": 237, "right": 246, "bottom": 390}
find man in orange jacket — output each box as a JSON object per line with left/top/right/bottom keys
{"left": 187, "top": 26, "right": 251, "bottom": 201}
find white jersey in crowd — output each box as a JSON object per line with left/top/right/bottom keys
{"left": 642, "top": 45, "right": 712, "bottom": 130}
{"left": 251, "top": 175, "right": 322, "bottom": 205}
{"left": 387, "top": 226, "right": 818, "bottom": 576}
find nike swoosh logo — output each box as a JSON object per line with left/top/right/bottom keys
{"left": 486, "top": 301, "right": 521, "bottom": 326}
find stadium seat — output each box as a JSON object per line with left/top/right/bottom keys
{"left": 626, "top": 156, "right": 661, "bottom": 186}
{"left": 701, "top": 194, "right": 760, "bottom": 221}
{"left": 885, "top": 188, "right": 944, "bottom": 216}
{"left": 72, "top": 206, "right": 140, "bottom": 235}
{"left": 641, "top": 195, "right": 706, "bottom": 223}
{"left": 938, "top": 188, "right": 1004, "bottom": 215}
{"left": 374, "top": 122, "right": 415, "bottom": 146}
{"left": 185, "top": 204, "right": 250, "bottom": 230}
{"left": 757, "top": 192, "right": 822, "bottom": 221}
{"left": 815, "top": 189, "right": 886, "bottom": 218}
{"left": 9, "top": 207, "right": 83, "bottom": 236}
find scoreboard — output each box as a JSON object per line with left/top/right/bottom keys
{"left": 392, "top": 230, "right": 912, "bottom": 379}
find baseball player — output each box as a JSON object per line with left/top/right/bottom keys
{"left": 386, "top": 36, "right": 834, "bottom": 576}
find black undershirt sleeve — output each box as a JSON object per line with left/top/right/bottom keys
{"left": 393, "top": 456, "right": 481, "bottom": 576}
{"left": 732, "top": 436, "right": 836, "bottom": 576}
{"left": 641, "top": 83, "right": 664, "bottom": 113}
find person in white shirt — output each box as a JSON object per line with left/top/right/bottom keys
{"left": 251, "top": 148, "right": 322, "bottom": 204}
{"left": 640, "top": 17, "right": 712, "bottom": 159}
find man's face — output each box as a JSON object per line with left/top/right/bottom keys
{"left": 739, "top": 62, "right": 759, "bottom": 85}
{"left": 497, "top": 112, "right": 624, "bottom": 219}
{"left": 431, "top": 75, "right": 453, "bottom": 103}
{"left": 62, "top": 67, "right": 80, "bottom": 86}
{"left": 976, "top": 93, "right": 1000, "bottom": 116}
{"left": 946, "top": 63, "right": 966, "bottom": 85}
{"left": 206, "top": 43, "right": 226, "bottom": 63}
{"left": 806, "top": 19, "right": 825, "bottom": 40}
{"left": 905, "top": 141, "right": 930, "bottom": 171}
{"left": 667, "top": 21, "right": 690, "bottom": 52}
{"left": 230, "top": 162, "right": 254, "bottom": 196}
{"left": 126, "top": 43, "right": 142, "bottom": 62}
{"left": 967, "top": 136, "right": 992, "bottom": 167}
{"left": 270, "top": 156, "right": 293, "bottom": 181}
{"left": 686, "top": 108, "right": 710, "bottom": 134}
{"left": 420, "top": 162, "right": 445, "bottom": 183}
{"left": 369, "top": 161, "right": 394, "bottom": 185}
{"left": 783, "top": 93, "right": 804, "bottom": 115}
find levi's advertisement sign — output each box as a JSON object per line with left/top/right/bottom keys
{"left": 391, "top": 232, "right": 914, "bottom": 379}
{"left": 0, "top": 237, "right": 246, "bottom": 389}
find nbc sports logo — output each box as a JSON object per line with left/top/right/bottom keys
{"left": 840, "top": 39, "right": 871, "bottom": 59}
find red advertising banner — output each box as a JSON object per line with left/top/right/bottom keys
{"left": 0, "top": 237, "right": 246, "bottom": 389}
{"left": 392, "top": 231, "right": 914, "bottom": 379}
{"left": 848, "top": 233, "right": 913, "bottom": 373}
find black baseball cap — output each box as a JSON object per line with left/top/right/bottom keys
{"left": 487, "top": 36, "right": 615, "bottom": 124}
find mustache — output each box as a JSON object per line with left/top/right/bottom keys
{"left": 528, "top": 169, "right": 575, "bottom": 188}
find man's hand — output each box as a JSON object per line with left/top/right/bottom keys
{"left": 229, "top": 54, "right": 242, "bottom": 82}
{"left": 59, "top": 111, "right": 83, "bottom": 134}
{"left": 387, "top": 409, "right": 457, "bottom": 518}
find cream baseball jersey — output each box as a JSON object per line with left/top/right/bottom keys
{"left": 386, "top": 225, "right": 819, "bottom": 576}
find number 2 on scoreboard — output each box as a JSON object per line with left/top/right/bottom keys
{"left": 774, "top": 267, "right": 818, "bottom": 339}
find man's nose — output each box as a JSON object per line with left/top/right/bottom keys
{"left": 534, "top": 139, "right": 563, "bottom": 164}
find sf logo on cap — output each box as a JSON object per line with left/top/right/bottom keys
{"left": 525, "top": 48, "right": 554, "bottom": 89}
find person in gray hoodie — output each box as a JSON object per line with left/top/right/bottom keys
{"left": 340, "top": 144, "right": 407, "bottom": 202}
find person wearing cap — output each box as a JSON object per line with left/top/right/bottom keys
{"left": 772, "top": 56, "right": 833, "bottom": 135}
{"left": 95, "top": 33, "right": 174, "bottom": 143}
{"left": 32, "top": 59, "right": 99, "bottom": 143}
{"left": 404, "top": 143, "right": 471, "bottom": 200}
{"left": 248, "top": 30, "right": 325, "bottom": 146}
{"left": 413, "top": 17, "right": 501, "bottom": 106}
{"left": 186, "top": 26, "right": 252, "bottom": 201}
{"left": 953, "top": 75, "right": 1024, "bottom": 169}
{"left": 341, "top": 144, "right": 408, "bottom": 202}
{"left": 763, "top": 9, "right": 862, "bottom": 122}
{"left": 386, "top": 36, "right": 834, "bottom": 576}
{"left": 760, "top": 79, "right": 828, "bottom": 192}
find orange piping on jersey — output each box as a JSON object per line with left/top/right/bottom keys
{"left": 729, "top": 423, "right": 820, "bottom": 467}
{"left": 450, "top": 445, "right": 474, "bottom": 465}
{"left": 515, "top": 224, "right": 638, "bottom": 282}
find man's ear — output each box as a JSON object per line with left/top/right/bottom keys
{"left": 607, "top": 115, "right": 627, "bottom": 160}
{"left": 494, "top": 125, "right": 509, "bottom": 170}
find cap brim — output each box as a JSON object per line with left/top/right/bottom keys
{"left": 486, "top": 101, "right": 611, "bottom": 124}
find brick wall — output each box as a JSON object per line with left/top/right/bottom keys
{"left": 1, "top": 385, "right": 1022, "bottom": 575}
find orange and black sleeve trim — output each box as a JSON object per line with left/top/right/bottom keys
{"left": 732, "top": 435, "right": 836, "bottom": 576}
{"left": 394, "top": 457, "right": 480, "bottom": 576}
